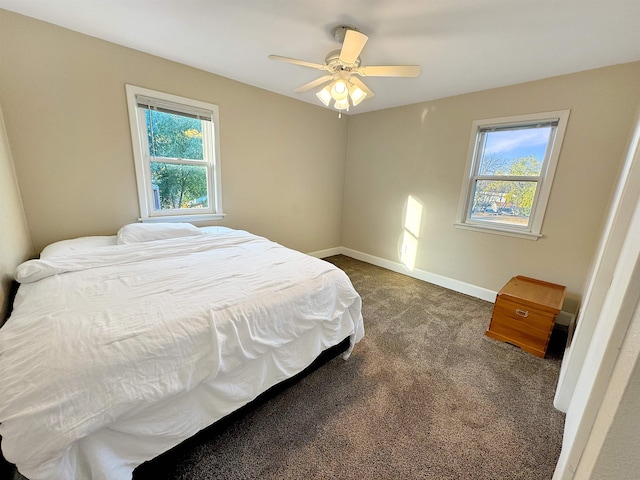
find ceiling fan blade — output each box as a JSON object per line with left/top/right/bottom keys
{"left": 268, "top": 55, "right": 327, "bottom": 70}
{"left": 339, "top": 30, "right": 368, "bottom": 64}
{"left": 294, "top": 75, "right": 334, "bottom": 93}
{"left": 349, "top": 76, "right": 375, "bottom": 98}
{"left": 357, "top": 65, "right": 421, "bottom": 77}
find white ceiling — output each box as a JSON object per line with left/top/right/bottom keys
{"left": 2, "top": 0, "right": 640, "bottom": 114}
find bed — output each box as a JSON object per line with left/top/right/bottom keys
{"left": 0, "top": 224, "right": 364, "bottom": 480}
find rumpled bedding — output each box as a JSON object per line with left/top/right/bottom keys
{"left": 0, "top": 229, "right": 364, "bottom": 479}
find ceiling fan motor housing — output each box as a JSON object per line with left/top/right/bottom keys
{"left": 330, "top": 25, "right": 360, "bottom": 44}
{"left": 325, "top": 49, "right": 361, "bottom": 72}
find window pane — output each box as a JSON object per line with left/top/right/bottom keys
{"left": 477, "top": 127, "right": 552, "bottom": 176}
{"left": 469, "top": 179, "right": 538, "bottom": 227}
{"left": 145, "top": 109, "right": 205, "bottom": 160}
{"left": 150, "top": 162, "right": 208, "bottom": 210}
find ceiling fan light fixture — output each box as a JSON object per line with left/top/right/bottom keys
{"left": 348, "top": 82, "right": 367, "bottom": 106}
{"left": 316, "top": 86, "right": 332, "bottom": 106}
{"left": 334, "top": 98, "right": 349, "bottom": 111}
{"left": 330, "top": 80, "right": 349, "bottom": 101}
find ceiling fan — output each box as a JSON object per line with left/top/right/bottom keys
{"left": 269, "top": 25, "right": 420, "bottom": 114}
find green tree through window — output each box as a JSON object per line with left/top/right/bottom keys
{"left": 145, "top": 109, "right": 208, "bottom": 209}
{"left": 480, "top": 155, "right": 541, "bottom": 217}
{"left": 502, "top": 156, "right": 540, "bottom": 216}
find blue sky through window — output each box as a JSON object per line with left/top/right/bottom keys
{"left": 478, "top": 127, "right": 551, "bottom": 176}
{"left": 484, "top": 127, "right": 550, "bottom": 161}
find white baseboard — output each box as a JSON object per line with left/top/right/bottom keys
{"left": 307, "top": 247, "right": 343, "bottom": 259}
{"left": 310, "top": 247, "right": 579, "bottom": 323}
{"left": 308, "top": 246, "right": 497, "bottom": 303}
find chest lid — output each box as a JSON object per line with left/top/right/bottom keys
{"left": 498, "top": 276, "right": 566, "bottom": 314}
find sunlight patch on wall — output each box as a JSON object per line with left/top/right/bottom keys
{"left": 400, "top": 195, "right": 424, "bottom": 270}
{"left": 405, "top": 195, "right": 423, "bottom": 237}
{"left": 401, "top": 231, "right": 419, "bottom": 270}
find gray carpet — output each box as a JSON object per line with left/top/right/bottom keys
{"left": 135, "top": 255, "right": 566, "bottom": 480}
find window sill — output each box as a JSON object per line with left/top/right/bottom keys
{"left": 454, "top": 222, "right": 542, "bottom": 240}
{"left": 139, "top": 213, "right": 226, "bottom": 223}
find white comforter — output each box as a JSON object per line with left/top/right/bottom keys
{"left": 0, "top": 229, "right": 364, "bottom": 479}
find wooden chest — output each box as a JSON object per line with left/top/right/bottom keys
{"left": 486, "top": 276, "right": 566, "bottom": 358}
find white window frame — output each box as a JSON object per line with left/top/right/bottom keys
{"left": 455, "top": 110, "right": 570, "bottom": 240}
{"left": 125, "top": 84, "right": 224, "bottom": 222}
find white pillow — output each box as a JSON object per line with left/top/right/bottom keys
{"left": 200, "top": 226, "right": 234, "bottom": 235}
{"left": 40, "top": 236, "right": 117, "bottom": 259}
{"left": 116, "top": 222, "right": 204, "bottom": 245}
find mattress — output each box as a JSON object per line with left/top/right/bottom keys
{"left": 0, "top": 227, "right": 364, "bottom": 479}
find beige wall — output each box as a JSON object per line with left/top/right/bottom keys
{"left": 0, "top": 10, "right": 348, "bottom": 254}
{"left": 0, "top": 103, "right": 33, "bottom": 321}
{"left": 342, "top": 62, "right": 640, "bottom": 309}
